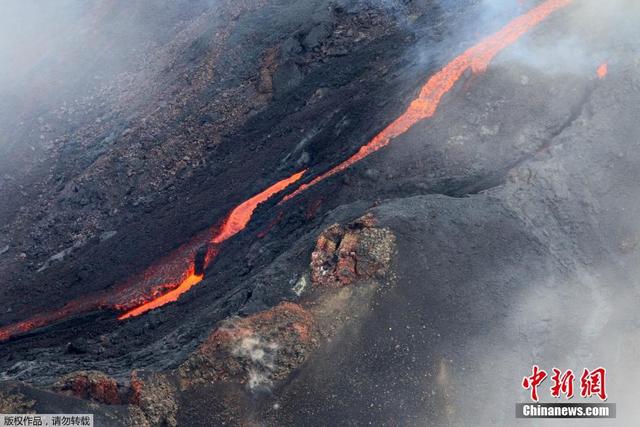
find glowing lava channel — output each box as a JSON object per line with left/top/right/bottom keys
{"left": 282, "top": 0, "right": 573, "bottom": 202}
{"left": 0, "top": 171, "right": 305, "bottom": 340}
{"left": 0, "top": 0, "right": 573, "bottom": 341}
{"left": 117, "top": 169, "right": 306, "bottom": 319}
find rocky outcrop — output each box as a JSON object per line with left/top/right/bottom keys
{"left": 0, "top": 385, "right": 35, "bottom": 413}
{"left": 178, "top": 302, "right": 317, "bottom": 390}
{"left": 257, "top": 48, "right": 278, "bottom": 95}
{"left": 53, "top": 371, "right": 122, "bottom": 405}
{"left": 311, "top": 213, "right": 395, "bottom": 287}
{"left": 127, "top": 373, "right": 178, "bottom": 427}
{"left": 33, "top": 211, "right": 397, "bottom": 425}
{"left": 178, "top": 213, "right": 396, "bottom": 395}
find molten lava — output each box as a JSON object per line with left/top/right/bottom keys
{"left": 212, "top": 170, "right": 307, "bottom": 244}
{"left": 0, "top": 0, "right": 574, "bottom": 341}
{"left": 117, "top": 169, "right": 306, "bottom": 319}
{"left": 282, "top": 0, "right": 573, "bottom": 202}
{"left": 119, "top": 271, "right": 204, "bottom": 320}
{"left": 597, "top": 62, "right": 608, "bottom": 79}
{"left": 0, "top": 171, "right": 305, "bottom": 340}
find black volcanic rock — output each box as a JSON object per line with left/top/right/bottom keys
{"left": 302, "top": 22, "right": 334, "bottom": 51}
{"left": 65, "top": 338, "right": 89, "bottom": 355}
{"left": 272, "top": 60, "right": 303, "bottom": 94}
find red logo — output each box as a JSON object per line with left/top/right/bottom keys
{"left": 523, "top": 366, "right": 607, "bottom": 401}
{"left": 580, "top": 367, "right": 607, "bottom": 401}
{"left": 550, "top": 368, "right": 575, "bottom": 399}
{"left": 522, "top": 365, "right": 547, "bottom": 402}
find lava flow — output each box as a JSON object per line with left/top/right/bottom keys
{"left": 282, "top": 0, "right": 573, "bottom": 202}
{"left": 0, "top": 170, "right": 305, "bottom": 340}
{"left": 597, "top": 62, "right": 608, "bottom": 79}
{"left": 117, "top": 169, "right": 306, "bottom": 319}
{"left": 0, "top": 0, "right": 573, "bottom": 341}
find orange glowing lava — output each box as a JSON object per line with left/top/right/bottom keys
{"left": 0, "top": 296, "right": 108, "bottom": 343}
{"left": 282, "top": 0, "right": 573, "bottom": 202}
{"left": 117, "top": 169, "right": 306, "bottom": 319}
{"left": 212, "top": 170, "right": 307, "bottom": 244}
{"left": 0, "top": 170, "right": 305, "bottom": 340}
{"left": 119, "top": 271, "right": 204, "bottom": 319}
{"left": 597, "top": 62, "right": 608, "bottom": 79}
{"left": 0, "top": 0, "right": 573, "bottom": 341}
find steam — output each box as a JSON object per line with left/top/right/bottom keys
{"left": 446, "top": 266, "right": 640, "bottom": 425}
{"left": 485, "top": 0, "right": 640, "bottom": 76}
{"left": 221, "top": 323, "right": 281, "bottom": 391}
{"left": 403, "top": 1, "right": 640, "bottom": 425}
{"left": 0, "top": 1, "right": 83, "bottom": 87}
{"left": 0, "top": 0, "right": 215, "bottom": 156}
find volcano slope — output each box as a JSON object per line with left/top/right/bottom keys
{"left": 2, "top": 0, "right": 640, "bottom": 425}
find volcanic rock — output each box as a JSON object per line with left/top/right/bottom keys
{"left": 257, "top": 47, "right": 278, "bottom": 95}
{"left": 127, "top": 372, "right": 178, "bottom": 427}
{"left": 0, "top": 384, "right": 35, "bottom": 413}
{"left": 65, "top": 338, "right": 89, "bottom": 354}
{"left": 178, "top": 302, "right": 317, "bottom": 390}
{"left": 3, "top": 0, "right": 638, "bottom": 425}
{"left": 281, "top": 36, "right": 302, "bottom": 57}
{"left": 53, "top": 371, "right": 122, "bottom": 405}
{"left": 302, "top": 22, "right": 334, "bottom": 51}
{"left": 310, "top": 213, "right": 395, "bottom": 287}
{"left": 272, "top": 60, "right": 303, "bottom": 95}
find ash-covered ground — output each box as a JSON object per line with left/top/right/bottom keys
{"left": 1, "top": 0, "right": 640, "bottom": 425}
